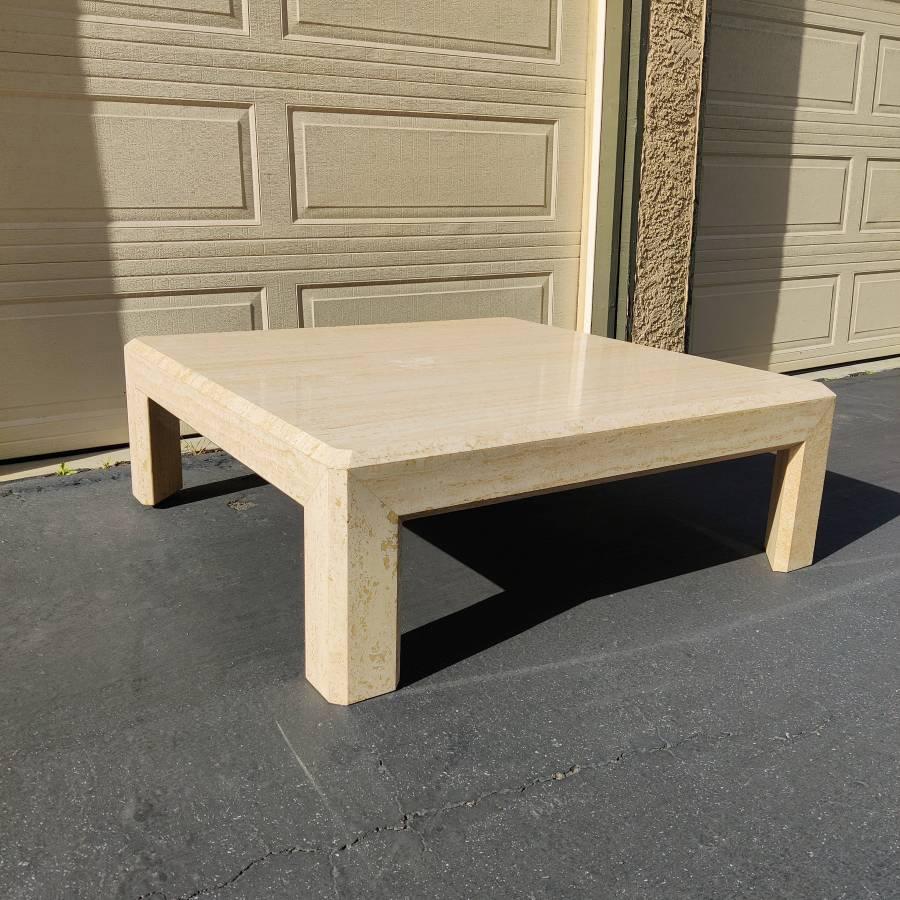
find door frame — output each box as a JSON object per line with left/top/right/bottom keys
{"left": 580, "top": 0, "right": 646, "bottom": 337}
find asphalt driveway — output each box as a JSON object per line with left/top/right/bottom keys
{"left": 1, "top": 370, "right": 898, "bottom": 899}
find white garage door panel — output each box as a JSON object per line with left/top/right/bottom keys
{"left": 708, "top": 16, "right": 860, "bottom": 110}
{"left": 0, "top": 0, "right": 589, "bottom": 458}
{"left": 300, "top": 274, "right": 552, "bottom": 328}
{"left": 699, "top": 154, "right": 849, "bottom": 233}
{"left": 852, "top": 272, "right": 900, "bottom": 341}
{"left": 291, "top": 111, "right": 557, "bottom": 221}
{"left": 0, "top": 95, "right": 257, "bottom": 225}
{"left": 0, "top": 290, "right": 264, "bottom": 459}
{"left": 863, "top": 159, "right": 900, "bottom": 229}
{"left": 691, "top": 277, "right": 838, "bottom": 358}
{"left": 285, "top": 0, "right": 557, "bottom": 58}
{"left": 21, "top": 0, "right": 248, "bottom": 33}
{"left": 693, "top": 0, "right": 900, "bottom": 371}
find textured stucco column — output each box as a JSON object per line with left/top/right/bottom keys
{"left": 631, "top": 0, "right": 708, "bottom": 350}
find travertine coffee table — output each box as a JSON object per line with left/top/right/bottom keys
{"left": 125, "top": 318, "right": 835, "bottom": 704}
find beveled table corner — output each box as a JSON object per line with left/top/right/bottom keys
{"left": 124, "top": 318, "right": 836, "bottom": 705}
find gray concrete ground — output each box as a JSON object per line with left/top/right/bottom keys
{"left": 1, "top": 371, "right": 898, "bottom": 900}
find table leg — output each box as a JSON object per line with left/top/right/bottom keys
{"left": 126, "top": 385, "right": 183, "bottom": 506}
{"left": 304, "top": 469, "right": 400, "bottom": 705}
{"left": 765, "top": 403, "right": 834, "bottom": 572}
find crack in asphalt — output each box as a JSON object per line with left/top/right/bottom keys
{"left": 770, "top": 714, "right": 833, "bottom": 745}
{"left": 135, "top": 844, "right": 323, "bottom": 900}
{"left": 133, "top": 716, "right": 832, "bottom": 900}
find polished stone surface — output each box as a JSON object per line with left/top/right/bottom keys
{"left": 131, "top": 318, "right": 833, "bottom": 467}
{"left": 126, "top": 320, "right": 835, "bottom": 703}
{"left": 1, "top": 371, "right": 898, "bottom": 899}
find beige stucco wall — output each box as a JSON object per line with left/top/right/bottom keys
{"left": 631, "top": 0, "right": 708, "bottom": 350}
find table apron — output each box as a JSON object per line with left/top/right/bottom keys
{"left": 354, "top": 399, "right": 834, "bottom": 518}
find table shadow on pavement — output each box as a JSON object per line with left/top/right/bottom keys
{"left": 399, "top": 453, "right": 900, "bottom": 686}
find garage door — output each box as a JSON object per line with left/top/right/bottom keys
{"left": 693, "top": 0, "right": 900, "bottom": 371}
{"left": 0, "top": 0, "right": 589, "bottom": 459}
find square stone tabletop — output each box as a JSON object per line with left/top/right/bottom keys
{"left": 125, "top": 318, "right": 835, "bottom": 704}
{"left": 126, "top": 317, "right": 833, "bottom": 469}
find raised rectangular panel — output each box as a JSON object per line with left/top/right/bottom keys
{"left": 290, "top": 109, "right": 555, "bottom": 222}
{"left": 862, "top": 159, "right": 900, "bottom": 230}
{"left": 0, "top": 289, "right": 263, "bottom": 459}
{"left": 0, "top": 96, "right": 257, "bottom": 226}
{"left": 299, "top": 275, "right": 550, "bottom": 327}
{"left": 875, "top": 38, "right": 900, "bottom": 115}
{"left": 708, "top": 16, "right": 860, "bottom": 110}
{"left": 850, "top": 272, "right": 900, "bottom": 340}
{"left": 10, "top": 0, "right": 247, "bottom": 33}
{"left": 691, "top": 276, "right": 837, "bottom": 357}
{"left": 698, "top": 156, "right": 848, "bottom": 234}
{"left": 284, "top": 0, "right": 557, "bottom": 60}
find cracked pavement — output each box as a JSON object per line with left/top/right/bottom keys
{"left": 1, "top": 370, "right": 899, "bottom": 899}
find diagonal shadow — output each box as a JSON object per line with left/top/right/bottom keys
{"left": 400, "top": 454, "right": 900, "bottom": 685}
{"left": 156, "top": 473, "right": 267, "bottom": 508}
